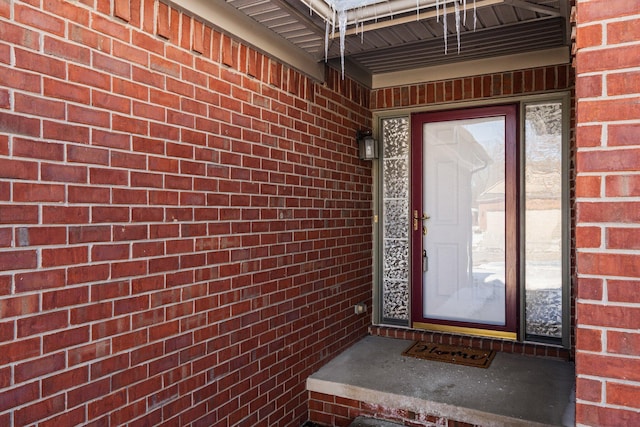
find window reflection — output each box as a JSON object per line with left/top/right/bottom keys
{"left": 422, "top": 117, "right": 506, "bottom": 326}
{"left": 524, "top": 103, "right": 563, "bottom": 338}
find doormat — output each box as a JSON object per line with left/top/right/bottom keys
{"left": 403, "top": 341, "right": 496, "bottom": 368}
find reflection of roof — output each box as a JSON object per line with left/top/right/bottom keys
{"left": 477, "top": 170, "right": 561, "bottom": 204}
{"left": 457, "top": 126, "right": 492, "bottom": 172}
{"left": 433, "top": 124, "right": 492, "bottom": 172}
{"left": 477, "top": 180, "right": 504, "bottom": 203}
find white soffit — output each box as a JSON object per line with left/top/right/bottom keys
{"left": 168, "top": 0, "right": 325, "bottom": 81}
{"left": 372, "top": 46, "right": 570, "bottom": 89}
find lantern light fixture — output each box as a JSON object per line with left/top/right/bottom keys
{"left": 357, "top": 129, "right": 378, "bottom": 160}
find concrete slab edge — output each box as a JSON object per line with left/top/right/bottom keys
{"left": 307, "top": 377, "right": 555, "bottom": 427}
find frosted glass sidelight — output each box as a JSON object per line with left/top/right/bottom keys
{"left": 381, "top": 117, "right": 410, "bottom": 322}
{"left": 383, "top": 239, "right": 409, "bottom": 281}
{"left": 383, "top": 159, "right": 408, "bottom": 199}
{"left": 382, "top": 118, "right": 410, "bottom": 158}
{"left": 382, "top": 279, "right": 409, "bottom": 320}
{"left": 383, "top": 199, "right": 409, "bottom": 240}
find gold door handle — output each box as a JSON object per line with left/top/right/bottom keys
{"left": 414, "top": 210, "right": 431, "bottom": 231}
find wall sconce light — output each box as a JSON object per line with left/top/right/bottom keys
{"left": 357, "top": 130, "right": 378, "bottom": 160}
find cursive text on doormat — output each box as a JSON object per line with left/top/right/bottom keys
{"left": 403, "top": 341, "right": 496, "bottom": 368}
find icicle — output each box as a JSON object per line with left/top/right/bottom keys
{"left": 454, "top": 0, "right": 460, "bottom": 53}
{"left": 338, "top": 9, "right": 347, "bottom": 78}
{"left": 331, "top": 7, "right": 336, "bottom": 43}
{"left": 436, "top": 0, "right": 440, "bottom": 22}
{"left": 354, "top": 8, "right": 364, "bottom": 43}
{"left": 324, "top": 19, "right": 330, "bottom": 62}
{"left": 416, "top": 0, "right": 420, "bottom": 21}
{"left": 463, "top": 0, "right": 467, "bottom": 26}
{"left": 443, "top": 1, "right": 447, "bottom": 54}
{"left": 474, "top": 0, "right": 477, "bottom": 30}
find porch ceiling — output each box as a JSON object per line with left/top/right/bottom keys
{"left": 221, "top": 0, "right": 571, "bottom": 84}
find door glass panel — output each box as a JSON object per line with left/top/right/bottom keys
{"left": 423, "top": 117, "right": 506, "bottom": 325}
{"left": 381, "top": 117, "right": 410, "bottom": 322}
{"left": 524, "top": 103, "right": 563, "bottom": 338}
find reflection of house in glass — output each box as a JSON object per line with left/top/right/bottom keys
{"left": 525, "top": 169, "right": 562, "bottom": 262}
{"left": 423, "top": 119, "right": 506, "bottom": 326}
{"left": 474, "top": 179, "right": 505, "bottom": 260}
{"left": 476, "top": 172, "right": 563, "bottom": 265}
{"left": 524, "top": 105, "right": 564, "bottom": 338}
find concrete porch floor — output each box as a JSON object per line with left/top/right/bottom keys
{"left": 307, "top": 336, "right": 575, "bottom": 427}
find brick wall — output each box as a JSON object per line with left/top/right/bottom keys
{"left": 0, "top": 1, "right": 373, "bottom": 426}
{"left": 574, "top": 1, "right": 640, "bottom": 426}
{"left": 370, "top": 64, "right": 573, "bottom": 110}
{"left": 309, "top": 391, "right": 474, "bottom": 427}
{"left": 369, "top": 326, "right": 571, "bottom": 360}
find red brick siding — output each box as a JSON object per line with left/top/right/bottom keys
{"left": 309, "top": 391, "right": 475, "bottom": 427}
{"left": 371, "top": 64, "right": 573, "bottom": 110}
{"left": 0, "top": 1, "right": 372, "bottom": 426}
{"left": 575, "top": 0, "right": 640, "bottom": 426}
{"left": 369, "top": 326, "right": 571, "bottom": 360}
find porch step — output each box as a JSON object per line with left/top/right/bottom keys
{"left": 307, "top": 335, "right": 575, "bottom": 427}
{"left": 349, "top": 416, "right": 405, "bottom": 427}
